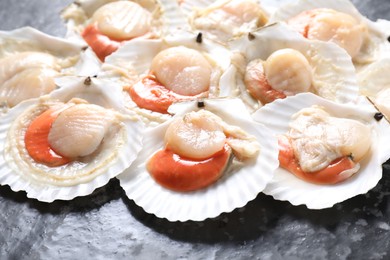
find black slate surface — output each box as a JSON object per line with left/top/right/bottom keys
{"left": 0, "top": 0, "right": 390, "bottom": 259}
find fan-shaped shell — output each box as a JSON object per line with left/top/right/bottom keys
{"left": 103, "top": 31, "right": 235, "bottom": 123}
{"left": 229, "top": 23, "right": 359, "bottom": 110}
{"left": 179, "top": 0, "right": 268, "bottom": 43}
{"left": 252, "top": 93, "right": 390, "bottom": 209}
{"left": 269, "top": 0, "right": 390, "bottom": 66}
{"left": 0, "top": 27, "right": 99, "bottom": 111}
{"left": 0, "top": 86, "right": 144, "bottom": 202}
{"left": 117, "top": 98, "right": 279, "bottom": 221}
{"left": 61, "top": 0, "right": 187, "bottom": 60}
{"left": 357, "top": 57, "right": 390, "bottom": 121}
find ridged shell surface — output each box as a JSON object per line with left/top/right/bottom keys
{"left": 252, "top": 93, "right": 390, "bottom": 209}
{"left": 0, "top": 85, "right": 144, "bottom": 202}
{"left": 61, "top": 0, "right": 187, "bottom": 53}
{"left": 118, "top": 98, "right": 279, "bottom": 221}
{"left": 269, "top": 0, "right": 390, "bottom": 66}
{"left": 103, "top": 32, "right": 235, "bottom": 124}
{"left": 229, "top": 23, "right": 359, "bottom": 110}
{"left": 0, "top": 27, "right": 100, "bottom": 111}
{"left": 179, "top": 0, "right": 269, "bottom": 43}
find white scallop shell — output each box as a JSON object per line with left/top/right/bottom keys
{"left": 229, "top": 23, "right": 359, "bottom": 110}
{"left": 104, "top": 31, "right": 232, "bottom": 85}
{"left": 179, "top": 0, "right": 269, "bottom": 43}
{"left": 0, "top": 27, "right": 101, "bottom": 113}
{"left": 0, "top": 91, "right": 144, "bottom": 202}
{"left": 0, "top": 27, "right": 100, "bottom": 76}
{"left": 269, "top": 0, "right": 390, "bottom": 66}
{"left": 358, "top": 57, "right": 390, "bottom": 97}
{"left": 53, "top": 76, "right": 128, "bottom": 112}
{"left": 62, "top": 0, "right": 187, "bottom": 56}
{"left": 260, "top": 0, "right": 297, "bottom": 16}
{"left": 252, "top": 93, "right": 390, "bottom": 209}
{"left": 117, "top": 98, "right": 279, "bottom": 221}
{"left": 357, "top": 57, "right": 390, "bottom": 123}
{"left": 103, "top": 31, "right": 235, "bottom": 123}
{"left": 53, "top": 75, "right": 156, "bottom": 125}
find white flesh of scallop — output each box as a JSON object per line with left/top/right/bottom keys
{"left": 118, "top": 98, "right": 279, "bottom": 221}
{"left": 252, "top": 93, "right": 390, "bottom": 209}
{"left": 150, "top": 46, "right": 212, "bottom": 96}
{"left": 229, "top": 23, "right": 359, "bottom": 107}
{"left": 165, "top": 108, "right": 261, "bottom": 161}
{"left": 181, "top": 0, "right": 267, "bottom": 42}
{"left": 62, "top": 0, "right": 188, "bottom": 46}
{"left": 103, "top": 31, "right": 232, "bottom": 104}
{"left": 287, "top": 106, "right": 372, "bottom": 172}
{"left": 287, "top": 8, "right": 365, "bottom": 58}
{"left": 268, "top": 0, "right": 390, "bottom": 65}
{"left": 0, "top": 52, "right": 60, "bottom": 107}
{"left": 0, "top": 96, "right": 144, "bottom": 202}
{"left": 264, "top": 48, "right": 312, "bottom": 96}
{"left": 164, "top": 110, "right": 226, "bottom": 159}
{"left": 0, "top": 27, "right": 102, "bottom": 109}
{"left": 48, "top": 104, "right": 114, "bottom": 158}
{"left": 92, "top": 1, "right": 152, "bottom": 40}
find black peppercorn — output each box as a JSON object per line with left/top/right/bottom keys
{"left": 374, "top": 112, "right": 384, "bottom": 121}
{"left": 196, "top": 32, "right": 203, "bottom": 43}
{"left": 84, "top": 76, "right": 92, "bottom": 86}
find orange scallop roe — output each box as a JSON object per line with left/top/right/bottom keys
{"left": 278, "top": 135, "right": 356, "bottom": 185}
{"left": 287, "top": 8, "right": 365, "bottom": 58}
{"left": 82, "top": 23, "right": 122, "bottom": 62}
{"left": 128, "top": 75, "right": 207, "bottom": 114}
{"left": 24, "top": 108, "right": 71, "bottom": 167}
{"left": 147, "top": 144, "right": 231, "bottom": 192}
{"left": 244, "top": 61, "right": 286, "bottom": 104}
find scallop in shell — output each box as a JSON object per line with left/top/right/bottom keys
{"left": 357, "top": 57, "right": 390, "bottom": 121}
{"left": 252, "top": 93, "right": 390, "bottom": 209}
{"left": 229, "top": 23, "right": 359, "bottom": 110}
{"left": 0, "top": 89, "right": 144, "bottom": 202}
{"left": 117, "top": 98, "right": 279, "bottom": 221}
{"left": 179, "top": 0, "right": 268, "bottom": 42}
{"left": 269, "top": 0, "right": 390, "bottom": 67}
{"left": 0, "top": 27, "right": 99, "bottom": 112}
{"left": 103, "top": 31, "right": 235, "bottom": 123}
{"left": 62, "top": 0, "right": 187, "bottom": 61}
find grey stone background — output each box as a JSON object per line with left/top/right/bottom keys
{"left": 0, "top": 0, "right": 390, "bottom": 259}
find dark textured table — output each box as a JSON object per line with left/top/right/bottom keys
{"left": 0, "top": 0, "right": 390, "bottom": 259}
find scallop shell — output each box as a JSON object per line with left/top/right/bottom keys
{"left": 229, "top": 23, "right": 359, "bottom": 110}
{"left": 0, "top": 27, "right": 100, "bottom": 111}
{"left": 259, "top": 0, "right": 297, "bottom": 16}
{"left": 179, "top": 0, "right": 269, "bottom": 43}
{"left": 0, "top": 27, "right": 83, "bottom": 58}
{"left": 103, "top": 31, "right": 235, "bottom": 123}
{"left": 0, "top": 86, "right": 144, "bottom": 202}
{"left": 53, "top": 75, "right": 154, "bottom": 125}
{"left": 269, "top": 0, "right": 390, "bottom": 67}
{"left": 117, "top": 98, "right": 279, "bottom": 221}
{"left": 53, "top": 76, "right": 128, "bottom": 112}
{"left": 252, "top": 93, "right": 390, "bottom": 209}
{"left": 0, "top": 27, "right": 100, "bottom": 76}
{"left": 357, "top": 57, "right": 390, "bottom": 121}
{"left": 61, "top": 0, "right": 187, "bottom": 58}
{"left": 104, "top": 31, "right": 232, "bottom": 83}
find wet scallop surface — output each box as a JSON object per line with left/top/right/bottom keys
{"left": 1, "top": 0, "right": 390, "bottom": 259}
